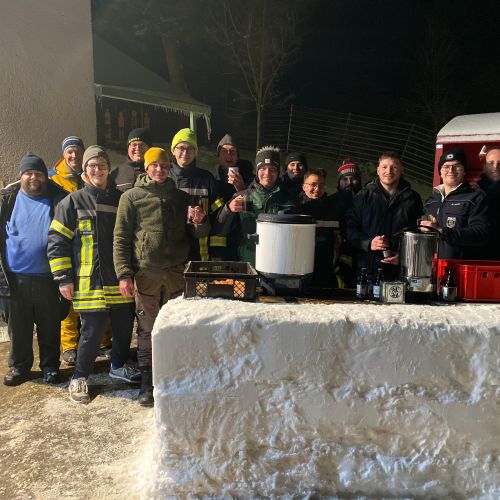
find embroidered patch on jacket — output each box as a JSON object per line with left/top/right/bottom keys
{"left": 446, "top": 217, "right": 456, "bottom": 228}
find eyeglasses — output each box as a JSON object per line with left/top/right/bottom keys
{"left": 86, "top": 163, "right": 108, "bottom": 171}
{"left": 304, "top": 182, "right": 325, "bottom": 188}
{"left": 175, "top": 146, "right": 195, "bottom": 154}
{"left": 440, "top": 164, "right": 464, "bottom": 171}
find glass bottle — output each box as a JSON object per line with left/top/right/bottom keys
{"left": 372, "top": 268, "right": 384, "bottom": 300}
{"left": 356, "top": 267, "right": 369, "bottom": 300}
{"left": 440, "top": 269, "right": 457, "bottom": 302}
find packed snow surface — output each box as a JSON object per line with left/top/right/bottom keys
{"left": 147, "top": 298, "right": 500, "bottom": 497}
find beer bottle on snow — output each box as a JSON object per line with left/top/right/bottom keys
{"left": 440, "top": 269, "right": 457, "bottom": 302}
{"left": 356, "top": 267, "right": 369, "bottom": 300}
{"left": 372, "top": 268, "right": 384, "bottom": 300}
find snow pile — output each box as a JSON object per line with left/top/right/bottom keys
{"left": 147, "top": 298, "right": 500, "bottom": 497}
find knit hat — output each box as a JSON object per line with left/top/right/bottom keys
{"left": 217, "top": 133, "right": 237, "bottom": 155}
{"left": 61, "top": 136, "right": 84, "bottom": 154}
{"left": 255, "top": 145, "right": 281, "bottom": 170}
{"left": 127, "top": 128, "right": 152, "bottom": 147}
{"left": 19, "top": 153, "right": 48, "bottom": 178}
{"left": 337, "top": 158, "right": 361, "bottom": 179}
{"left": 82, "top": 145, "right": 110, "bottom": 170}
{"left": 144, "top": 147, "right": 169, "bottom": 169}
{"left": 285, "top": 152, "right": 308, "bottom": 170}
{"left": 438, "top": 148, "right": 467, "bottom": 171}
{"left": 171, "top": 128, "right": 198, "bottom": 155}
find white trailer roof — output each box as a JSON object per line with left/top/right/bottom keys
{"left": 437, "top": 112, "right": 500, "bottom": 143}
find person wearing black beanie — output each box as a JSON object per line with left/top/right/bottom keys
{"left": 281, "top": 151, "right": 308, "bottom": 196}
{"left": 422, "top": 147, "right": 488, "bottom": 259}
{"left": 111, "top": 128, "right": 152, "bottom": 192}
{"left": 1, "top": 154, "right": 67, "bottom": 387}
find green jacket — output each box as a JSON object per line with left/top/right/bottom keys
{"left": 113, "top": 175, "right": 210, "bottom": 279}
{"left": 218, "top": 181, "right": 297, "bottom": 264}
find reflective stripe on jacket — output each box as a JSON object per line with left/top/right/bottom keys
{"left": 48, "top": 180, "right": 133, "bottom": 312}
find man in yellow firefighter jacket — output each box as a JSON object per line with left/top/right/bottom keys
{"left": 49, "top": 136, "right": 111, "bottom": 365}
{"left": 48, "top": 146, "right": 139, "bottom": 404}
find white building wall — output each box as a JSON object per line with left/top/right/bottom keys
{"left": 0, "top": 0, "right": 96, "bottom": 182}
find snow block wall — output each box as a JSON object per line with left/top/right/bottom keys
{"left": 150, "top": 298, "right": 500, "bottom": 497}
{"left": 0, "top": 1, "right": 96, "bottom": 183}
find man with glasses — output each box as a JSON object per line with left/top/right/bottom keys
{"left": 49, "top": 136, "right": 112, "bottom": 366}
{"left": 477, "top": 146, "right": 500, "bottom": 259}
{"left": 111, "top": 128, "right": 152, "bottom": 192}
{"left": 215, "top": 133, "right": 254, "bottom": 260}
{"left": 299, "top": 168, "right": 341, "bottom": 286}
{"left": 421, "top": 148, "right": 488, "bottom": 259}
{"left": 48, "top": 146, "right": 139, "bottom": 404}
{"left": 170, "top": 128, "right": 224, "bottom": 261}
{"left": 114, "top": 147, "right": 210, "bottom": 406}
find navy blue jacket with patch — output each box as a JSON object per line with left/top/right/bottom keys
{"left": 423, "top": 182, "right": 489, "bottom": 259}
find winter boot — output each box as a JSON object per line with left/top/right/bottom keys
{"left": 138, "top": 369, "right": 153, "bottom": 407}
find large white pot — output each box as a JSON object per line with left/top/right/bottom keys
{"left": 254, "top": 213, "right": 315, "bottom": 276}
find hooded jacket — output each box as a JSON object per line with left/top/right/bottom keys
{"left": 113, "top": 174, "right": 210, "bottom": 280}
{"left": 47, "top": 176, "right": 133, "bottom": 312}
{"left": 48, "top": 157, "right": 83, "bottom": 192}
{"left": 346, "top": 177, "right": 423, "bottom": 279}
{"left": 423, "top": 182, "right": 488, "bottom": 259}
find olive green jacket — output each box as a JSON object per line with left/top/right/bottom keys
{"left": 113, "top": 174, "right": 210, "bottom": 279}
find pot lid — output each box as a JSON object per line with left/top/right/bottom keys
{"left": 257, "top": 213, "right": 315, "bottom": 224}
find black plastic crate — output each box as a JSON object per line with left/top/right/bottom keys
{"left": 184, "top": 261, "right": 258, "bottom": 300}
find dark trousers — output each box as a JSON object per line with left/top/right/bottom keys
{"left": 74, "top": 303, "right": 135, "bottom": 379}
{"left": 134, "top": 268, "right": 184, "bottom": 369}
{"left": 7, "top": 274, "right": 61, "bottom": 373}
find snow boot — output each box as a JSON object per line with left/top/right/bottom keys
{"left": 138, "top": 369, "right": 154, "bottom": 407}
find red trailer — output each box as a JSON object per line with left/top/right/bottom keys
{"left": 433, "top": 112, "right": 500, "bottom": 186}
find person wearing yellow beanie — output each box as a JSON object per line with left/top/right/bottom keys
{"left": 171, "top": 128, "right": 198, "bottom": 157}
{"left": 169, "top": 128, "right": 226, "bottom": 261}
{"left": 144, "top": 147, "right": 169, "bottom": 169}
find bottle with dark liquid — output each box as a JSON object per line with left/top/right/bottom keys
{"left": 372, "top": 267, "right": 384, "bottom": 301}
{"left": 356, "top": 267, "right": 369, "bottom": 300}
{"left": 440, "top": 268, "right": 457, "bottom": 302}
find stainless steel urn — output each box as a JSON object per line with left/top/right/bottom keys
{"left": 400, "top": 229, "right": 439, "bottom": 294}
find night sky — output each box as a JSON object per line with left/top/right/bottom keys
{"left": 92, "top": 0, "right": 500, "bottom": 133}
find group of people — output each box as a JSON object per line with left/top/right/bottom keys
{"left": 1, "top": 124, "right": 499, "bottom": 407}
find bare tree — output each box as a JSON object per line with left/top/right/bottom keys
{"left": 409, "top": 19, "right": 464, "bottom": 132}
{"left": 206, "top": 0, "right": 302, "bottom": 148}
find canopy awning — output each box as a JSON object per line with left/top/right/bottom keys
{"left": 93, "top": 34, "right": 211, "bottom": 136}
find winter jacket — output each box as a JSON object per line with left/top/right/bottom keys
{"left": 169, "top": 160, "right": 225, "bottom": 260}
{"left": 298, "top": 193, "right": 339, "bottom": 285}
{"left": 423, "top": 182, "right": 488, "bottom": 260}
{"left": 218, "top": 181, "right": 298, "bottom": 264}
{"left": 216, "top": 159, "right": 255, "bottom": 260}
{"left": 0, "top": 180, "right": 66, "bottom": 297}
{"left": 346, "top": 177, "right": 423, "bottom": 280}
{"left": 47, "top": 178, "right": 133, "bottom": 312}
{"left": 216, "top": 159, "right": 255, "bottom": 201}
{"left": 111, "top": 158, "right": 144, "bottom": 192}
{"left": 280, "top": 174, "right": 304, "bottom": 197}
{"left": 48, "top": 157, "right": 83, "bottom": 192}
{"left": 477, "top": 175, "right": 500, "bottom": 259}
{"left": 113, "top": 174, "right": 211, "bottom": 280}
